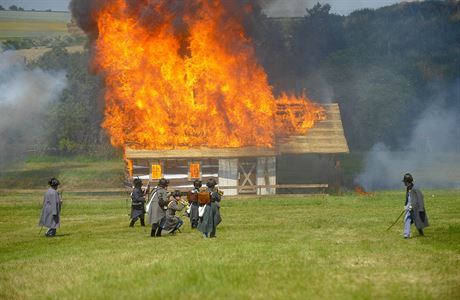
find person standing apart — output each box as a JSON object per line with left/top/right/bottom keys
{"left": 402, "top": 173, "right": 429, "bottom": 239}
{"left": 39, "top": 178, "right": 62, "bottom": 237}
{"left": 146, "top": 178, "right": 170, "bottom": 237}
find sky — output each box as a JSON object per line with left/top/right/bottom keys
{"left": 0, "top": 0, "right": 417, "bottom": 15}
{"left": 263, "top": 0, "right": 418, "bottom": 16}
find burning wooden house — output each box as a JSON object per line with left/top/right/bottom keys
{"left": 125, "top": 103, "right": 348, "bottom": 195}
{"left": 81, "top": 1, "right": 349, "bottom": 195}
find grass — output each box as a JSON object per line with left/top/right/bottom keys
{"left": 0, "top": 155, "right": 125, "bottom": 189}
{"left": 0, "top": 11, "right": 70, "bottom": 39}
{"left": 0, "top": 190, "right": 459, "bottom": 299}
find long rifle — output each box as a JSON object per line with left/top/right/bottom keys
{"left": 386, "top": 209, "right": 406, "bottom": 231}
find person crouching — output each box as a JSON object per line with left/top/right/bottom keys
{"left": 162, "top": 190, "right": 187, "bottom": 235}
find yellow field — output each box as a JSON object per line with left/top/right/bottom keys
{"left": 12, "top": 45, "right": 85, "bottom": 61}
{"left": 0, "top": 11, "right": 70, "bottom": 39}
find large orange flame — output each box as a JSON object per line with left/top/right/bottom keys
{"left": 94, "top": 0, "right": 325, "bottom": 150}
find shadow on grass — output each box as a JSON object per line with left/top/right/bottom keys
{"left": 40, "top": 233, "right": 72, "bottom": 238}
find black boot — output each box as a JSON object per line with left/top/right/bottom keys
{"left": 140, "top": 218, "right": 145, "bottom": 227}
{"left": 155, "top": 226, "right": 162, "bottom": 237}
{"left": 151, "top": 224, "right": 158, "bottom": 237}
{"left": 129, "top": 219, "right": 135, "bottom": 227}
{"left": 418, "top": 228, "right": 424, "bottom": 236}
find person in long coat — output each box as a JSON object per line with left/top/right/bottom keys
{"left": 146, "top": 178, "right": 169, "bottom": 237}
{"left": 402, "top": 173, "right": 429, "bottom": 238}
{"left": 129, "top": 178, "right": 149, "bottom": 227}
{"left": 198, "top": 178, "right": 222, "bottom": 238}
{"left": 188, "top": 180, "right": 201, "bottom": 229}
{"left": 39, "top": 178, "right": 62, "bottom": 237}
{"left": 162, "top": 190, "right": 186, "bottom": 235}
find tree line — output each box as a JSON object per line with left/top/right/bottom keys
{"left": 252, "top": 0, "right": 460, "bottom": 150}
{"left": 23, "top": 0, "right": 460, "bottom": 155}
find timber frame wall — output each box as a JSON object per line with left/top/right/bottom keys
{"left": 125, "top": 103, "right": 349, "bottom": 195}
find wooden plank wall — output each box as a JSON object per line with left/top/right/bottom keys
{"left": 131, "top": 158, "right": 218, "bottom": 191}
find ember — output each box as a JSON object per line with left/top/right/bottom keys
{"left": 355, "top": 185, "right": 374, "bottom": 196}
{"left": 93, "top": 0, "right": 325, "bottom": 151}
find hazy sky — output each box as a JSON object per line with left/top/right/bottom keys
{"left": 264, "top": 0, "right": 418, "bottom": 16}
{"left": 0, "top": 0, "right": 416, "bottom": 15}
{"left": 0, "top": 0, "right": 69, "bottom": 11}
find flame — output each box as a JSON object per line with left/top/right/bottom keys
{"left": 355, "top": 185, "right": 374, "bottom": 196}
{"left": 126, "top": 159, "right": 133, "bottom": 177}
{"left": 93, "top": 0, "right": 325, "bottom": 150}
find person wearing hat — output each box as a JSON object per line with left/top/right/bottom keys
{"left": 161, "top": 190, "right": 187, "bottom": 235}
{"left": 198, "top": 178, "right": 222, "bottom": 238}
{"left": 38, "top": 178, "right": 62, "bottom": 237}
{"left": 402, "top": 173, "right": 429, "bottom": 239}
{"left": 129, "top": 178, "right": 149, "bottom": 227}
{"left": 146, "top": 178, "right": 170, "bottom": 237}
{"left": 188, "top": 179, "right": 202, "bottom": 229}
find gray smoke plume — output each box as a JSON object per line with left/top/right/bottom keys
{"left": 356, "top": 101, "right": 460, "bottom": 190}
{"left": 0, "top": 50, "right": 67, "bottom": 167}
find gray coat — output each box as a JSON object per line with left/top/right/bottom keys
{"left": 130, "top": 187, "right": 145, "bottom": 219}
{"left": 147, "top": 187, "right": 168, "bottom": 225}
{"left": 162, "top": 200, "right": 185, "bottom": 234}
{"left": 39, "top": 188, "right": 61, "bottom": 228}
{"left": 409, "top": 186, "right": 429, "bottom": 229}
{"left": 197, "top": 187, "right": 222, "bottom": 234}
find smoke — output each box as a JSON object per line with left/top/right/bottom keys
{"left": 0, "top": 50, "right": 67, "bottom": 167}
{"left": 70, "top": 0, "right": 266, "bottom": 39}
{"left": 356, "top": 101, "right": 460, "bottom": 190}
{"left": 305, "top": 73, "right": 335, "bottom": 103}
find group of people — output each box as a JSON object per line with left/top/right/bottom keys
{"left": 39, "top": 173, "right": 428, "bottom": 240}
{"left": 129, "top": 177, "right": 222, "bottom": 238}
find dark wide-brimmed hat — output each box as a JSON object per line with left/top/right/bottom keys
{"left": 48, "top": 178, "right": 60, "bottom": 187}
{"left": 193, "top": 179, "right": 202, "bottom": 188}
{"left": 206, "top": 178, "right": 217, "bottom": 188}
{"left": 158, "top": 178, "right": 169, "bottom": 187}
{"left": 402, "top": 173, "right": 414, "bottom": 183}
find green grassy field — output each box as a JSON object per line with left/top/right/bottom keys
{"left": 0, "top": 11, "right": 70, "bottom": 40}
{"left": 0, "top": 155, "right": 125, "bottom": 190}
{"left": 0, "top": 190, "right": 459, "bottom": 299}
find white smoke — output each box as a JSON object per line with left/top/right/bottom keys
{"left": 356, "top": 102, "right": 460, "bottom": 190}
{"left": 0, "top": 50, "right": 67, "bottom": 166}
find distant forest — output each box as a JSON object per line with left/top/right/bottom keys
{"left": 27, "top": 0, "right": 460, "bottom": 154}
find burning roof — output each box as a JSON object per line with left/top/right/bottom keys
{"left": 72, "top": 0, "right": 326, "bottom": 151}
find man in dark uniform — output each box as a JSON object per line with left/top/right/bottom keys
{"left": 198, "top": 178, "right": 222, "bottom": 238}
{"left": 39, "top": 178, "right": 62, "bottom": 237}
{"left": 129, "top": 178, "right": 149, "bottom": 227}
{"left": 188, "top": 179, "right": 201, "bottom": 229}
{"left": 146, "top": 178, "right": 170, "bottom": 237}
{"left": 402, "top": 173, "right": 429, "bottom": 239}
